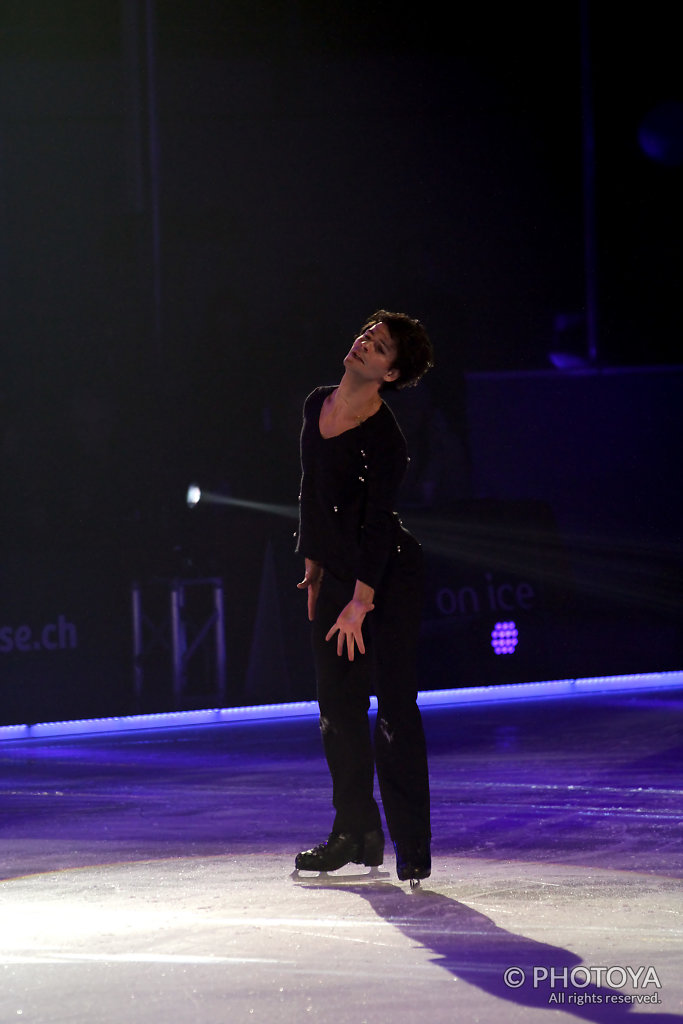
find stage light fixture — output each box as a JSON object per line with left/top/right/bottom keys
{"left": 186, "top": 484, "right": 201, "bottom": 507}
{"left": 491, "top": 621, "right": 519, "bottom": 655}
{"left": 183, "top": 483, "right": 298, "bottom": 520}
{"left": 638, "top": 101, "right": 683, "bottom": 166}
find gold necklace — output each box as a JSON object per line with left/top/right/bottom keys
{"left": 336, "top": 391, "right": 380, "bottom": 424}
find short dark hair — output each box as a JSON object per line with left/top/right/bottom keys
{"left": 361, "top": 309, "right": 434, "bottom": 391}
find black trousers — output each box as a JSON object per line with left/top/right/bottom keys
{"left": 311, "top": 536, "right": 431, "bottom": 841}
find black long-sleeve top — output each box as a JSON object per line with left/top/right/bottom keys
{"left": 296, "top": 385, "right": 410, "bottom": 591}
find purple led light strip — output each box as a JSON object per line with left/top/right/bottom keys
{"left": 0, "top": 672, "right": 681, "bottom": 741}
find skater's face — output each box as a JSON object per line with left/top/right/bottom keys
{"left": 344, "top": 322, "right": 400, "bottom": 386}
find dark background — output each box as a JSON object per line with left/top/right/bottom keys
{"left": 0, "top": 2, "right": 681, "bottom": 722}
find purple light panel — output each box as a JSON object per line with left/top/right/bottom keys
{"left": 491, "top": 620, "right": 518, "bottom": 655}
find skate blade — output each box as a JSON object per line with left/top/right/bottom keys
{"left": 291, "top": 865, "right": 391, "bottom": 885}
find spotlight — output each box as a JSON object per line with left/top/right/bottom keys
{"left": 491, "top": 621, "right": 518, "bottom": 656}
{"left": 183, "top": 483, "right": 298, "bottom": 520}
{"left": 186, "top": 484, "right": 202, "bottom": 507}
{"left": 638, "top": 101, "right": 683, "bottom": 167}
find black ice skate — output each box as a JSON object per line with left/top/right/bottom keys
{"left": 295, "top": 829, "right": 384, "bottom": 872}
{"left": 393, "top": 837, "right": 431, "bottom": 887}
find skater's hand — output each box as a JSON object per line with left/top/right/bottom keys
{"left": 325, "top": 580, "right": 375, "bottom": 660}
{"left": 297, "top": 559, "right": 324, "bottom": 621}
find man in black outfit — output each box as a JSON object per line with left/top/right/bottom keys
{"left": 294, "top": 310, "right": 434, "bottom": 883}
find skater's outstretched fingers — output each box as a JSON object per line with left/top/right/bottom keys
{"left": 325, "top": 597, "right": 372, "bottom": 661}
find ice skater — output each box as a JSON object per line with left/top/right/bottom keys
{"left": 294, "top": 309, "right": 434, "bottom": 883}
